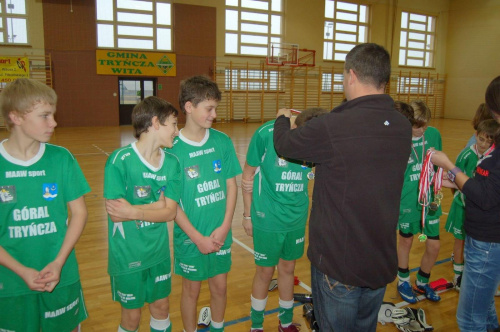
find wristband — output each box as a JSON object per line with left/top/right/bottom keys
{"left": 243, "top": 214, "right": 251, "bottom": 220}
{"left": 448, "top": 166, "right": 462, "bottom": 183}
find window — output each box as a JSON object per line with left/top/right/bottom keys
{"left": 0, "top": 0, "right": 28, "bottom": 44}
{"left": 225, "top": 69, "right": 280, "bottom": 91}
{"left": 321, "top": 73, "right": 344, "bottom": 92}
{"left": 225, "top": 0, "right": 282, "bottom": 56}
{"left": 324, "top": 1, "right": 368, "bottom": 61}
{"left": 397, "top": 76, "right": 432, "bottom": 95}
{"left": 96, "top": 0, "right": 172, "bottom": 51}
{"left": 399, "top": 11, "right": 436, "bottom": 67}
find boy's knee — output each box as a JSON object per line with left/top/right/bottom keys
{"left": 150, "top": 298, "right": 169, "bottom": 317}
{"left": 256, "top": 266, "right": 275, "bottom": 280}
{"left": 121, "top": 308, "right": 141, "bottom": 329}
{"left": 426, "top": 239, "right": 440, "bottom": 253}
{"left": 278, "top": 260, "right": 296, "bottom": 275}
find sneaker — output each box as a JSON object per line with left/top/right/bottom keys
{"left": 251, "top": 329, "right": 264, "bottom": 332}
{"left": 278, "top": 323, "right": 300, "bottom": 332}
{"left": 397, "top": 281, "right": 418, "bottom": 304}
{"left": 415, "top": 283, "right": 441, "bottom": 302}
{"left": 454, "top": 275, "right": 462, "bottom": 292}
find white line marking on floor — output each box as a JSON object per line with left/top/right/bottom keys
{"left": 92, "top": 144, "right": 109, "bottom": 156}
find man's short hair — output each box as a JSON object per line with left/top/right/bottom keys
{"left": 0, "top": 78, "right": 57, "bottom": 130}
{"left": 344, "top": 43, "right": 391, "bottom": 90}
{"left": 178, "top": 75, "right": 221, "bottom": 114}
{"left": 132, "top": 96, "right": 178, "bottom": 139}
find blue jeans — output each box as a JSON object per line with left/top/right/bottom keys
{"left": 457, "top": 236, "right": 500, "bottom": 332}
{"left": 311, "top": 264, "right": 386, "bottom": 332}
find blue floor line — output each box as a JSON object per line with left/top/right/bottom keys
{"left": 199, "top": 257, "right": 453, "bottom": 331}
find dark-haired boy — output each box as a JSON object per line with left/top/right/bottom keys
{"left": 104, "top": 96, "right": 181, "bottom": 332}
{"left": 171, "top": 76, "right": 242, "bottom": 332}
{"left": 445, "top": 119, "right": 498, "bottom": 291}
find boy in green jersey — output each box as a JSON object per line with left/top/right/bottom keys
{"left": 445, "top": 119, "right": 498, "bottom": 291}
{"left": 242, "top": 108, "right": 328, "bottom": 332}
{"left": 170, "top": 76, "right": 242, "bottom": 332}
{"left": 396, "top": 100, "right": 443, "bottom": 303}
{"left": 104, "top": 96, "right": 181, "bottom": 332}
{"left": 0, "top": 78, "right": 90, "bottom": 332}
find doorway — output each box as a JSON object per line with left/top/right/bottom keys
{"left": 118, "top": 78, "right": 156, "bottom": 125}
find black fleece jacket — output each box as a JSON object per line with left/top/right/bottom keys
{"left": 273, "top": 94, "right": 412, "bottom": 289}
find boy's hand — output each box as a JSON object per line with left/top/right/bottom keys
{"left": 195, "top": 236, "right": 223, "bottom": 254}
{"left": 242, "top": 218, "right": 253, "bottom": 237}
{"left": 277, "top": 108, "right": 292, "bottom": 118}
{"left": 106, "top": 198, "right": 138, "bottom": 220}
{"left": 210, "top": 226, "right": 229, "bottom": 244}
{"left": 37, "top": 260, "right": 62, "bottom": 292}
{"left": 20, "top": 267, "right": 46, "bottom": 292}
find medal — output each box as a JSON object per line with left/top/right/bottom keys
{"left": 307, "top": 171, "right": 315, "bottom": 180}
{"left": 418, "top": 234, "right": 427, "bottom": 242}
{"left": 429, "top": 202, "right": 438, "bottom": 211}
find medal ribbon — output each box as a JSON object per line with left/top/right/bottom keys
{"left": 417, "top": 149, "right": 443, "bottom": 241}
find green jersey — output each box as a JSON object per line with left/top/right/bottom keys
{"left": 0, "top": 141, "right": 90, "bottom": 297}
{"left": 246, "top": 120, "right": 310, "bottom": 232}
{"left": 104, "top": 142, "right": 181, "bottom": 276}
{"left": 170, "top": 128, "right": 242, "bottom": 258}
{"left": 447, "top": 144, "right": 480, "bottom": 215}
{"left": 399, "top": 126, "right": 443, "bottom": 223}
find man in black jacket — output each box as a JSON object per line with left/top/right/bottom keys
{"left": 273, "top": 43, "right": 412, "bottom": 331}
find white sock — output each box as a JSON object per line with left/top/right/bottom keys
{"left": 211, "top": 320, "right": 224, "bottom": 329}
{"left": 151, "top": 315, "right": 170, "bottom": 331}
{"left": 251, "top": 295, "right": 268, "bottom": 311}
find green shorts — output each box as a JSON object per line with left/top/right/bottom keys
{"left": 445, "top": 204, "right": 465, "bottom": 240}
{"left": 253, "top": 227, "right": 306, "bottom": 267}
{"left": 111, "top": 258, "right": 171, "bottom": 309}
{"left": 398, "top": 218, "right": 441, "bottom": 238}
{"left": 174, "top": 246, "right": 232, "bottom": 281}
{"left": 0, "top": 280, "right": 87, "bottom": 332}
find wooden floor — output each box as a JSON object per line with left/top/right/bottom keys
{"left": 1, "top": 118, "right": 499, "bottom": 331}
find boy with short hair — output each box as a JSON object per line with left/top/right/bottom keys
{"left": 104, "top": 96, "right": 181, "bottom": 332}
{"left": 445, "top": 119, "right": 498, "bottom": 291}
{"left": 171, "top": 75, "right": 242, "bottom": 332}
{"left": 242, "top": 108, "right": 328, "bottom": 332}
{"left": 0, "top": 78, "right": 89, "bottom": 332}
{"left": 397, "top": 100, "right": 443, "bottom": 303}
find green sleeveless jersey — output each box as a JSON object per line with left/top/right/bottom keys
{"left": 0, "top": 141, "right": 90, "bottom": 297}
{"left": 246, "top": 120, "right": 310, "bottom": 231}
{"left": 170, "top": 128, "right": 242, "bottom": 258}
{"left": 104, "top": 142, "right": 181, "bottom": 276}
{"left": 399, "top": 126, "right": 442, "bottom": 223}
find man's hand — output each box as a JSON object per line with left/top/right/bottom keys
{"left": 277, "top": 108, "right": 292, "bottom": 118}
